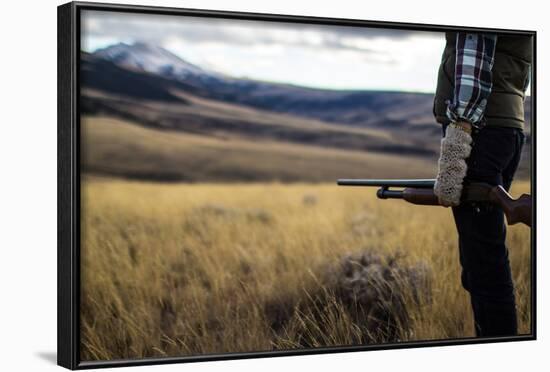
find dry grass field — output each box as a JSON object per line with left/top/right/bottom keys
{"left": 80, "top": 179, "right": 531, "bottom": 361}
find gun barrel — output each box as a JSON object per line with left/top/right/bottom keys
{"left": 337, "top": 178, "right": 436, "bottom": 189}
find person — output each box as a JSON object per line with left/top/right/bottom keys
{"left": 432, "top": 32, "right": 532, "bottom": 337}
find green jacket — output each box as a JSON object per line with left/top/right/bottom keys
{"left": 433, "top": 32, "right": 533, "bottom": 129}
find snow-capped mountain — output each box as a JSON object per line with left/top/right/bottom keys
{"left": 93, "top": 42, "right": 223, "bottom": 81}
{"left": 86, "top": 43, "right": 459, "bottom": 133}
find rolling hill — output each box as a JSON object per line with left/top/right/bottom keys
{"left": 79, "top": 42, "right": 531, "bottom": 182}
{"left": 81, "top": 116, "right": 437, "bottom": 182}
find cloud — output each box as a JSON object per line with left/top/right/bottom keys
{"left": 81, "top": 10, "right": 445, "bottom": 92}
{"left": 81, "top": 10, "right": 438, "bottom": 54}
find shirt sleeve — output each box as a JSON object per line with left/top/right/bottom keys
{"left": 446, "top": 33, "right": 498, "bottom": 128}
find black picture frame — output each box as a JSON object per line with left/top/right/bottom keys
{"left": 58, "top": 1, "right": 537, "bottom": 369}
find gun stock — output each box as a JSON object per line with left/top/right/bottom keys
{"left": 489, "top": 186, "right": 532, "bottom": 227}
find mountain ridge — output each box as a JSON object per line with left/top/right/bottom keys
{"left": 89, "top": 42, "right": 440, "bottom": 131}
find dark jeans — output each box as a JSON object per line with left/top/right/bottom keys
{"left": 442, "top": 124, "right": 525, "bottom": 337}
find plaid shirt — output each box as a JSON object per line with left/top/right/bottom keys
{"left": 446, "top": 33, "right": 498, "bottom": 128}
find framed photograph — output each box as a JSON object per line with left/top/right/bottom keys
{"left": 58, "top": 1, "right": 536, "bottom": 369}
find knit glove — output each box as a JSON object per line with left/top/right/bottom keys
{"left": 434, "top": 124, "right": 473, "bottom": 207}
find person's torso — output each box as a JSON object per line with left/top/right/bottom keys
{"left": 433, "top": 32, "right": 533, "bottom": 129}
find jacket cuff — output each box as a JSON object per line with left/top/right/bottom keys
{"left": 445, "top": 98, "right": 488, "bottom": 129}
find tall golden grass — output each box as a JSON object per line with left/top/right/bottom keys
{"left": 80, "top": 179, "right": 531, "bottom": 361}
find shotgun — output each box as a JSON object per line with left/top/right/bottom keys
{"left": 337, "top": 179, "right": 532, "bottom": 227}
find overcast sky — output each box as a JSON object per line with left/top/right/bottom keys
{"left": 81, "top": 10, "right": 446, "bottom": 93}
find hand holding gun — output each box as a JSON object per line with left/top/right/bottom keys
{"left": 337, "top": 179, "right": 532, "bottom": 227}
